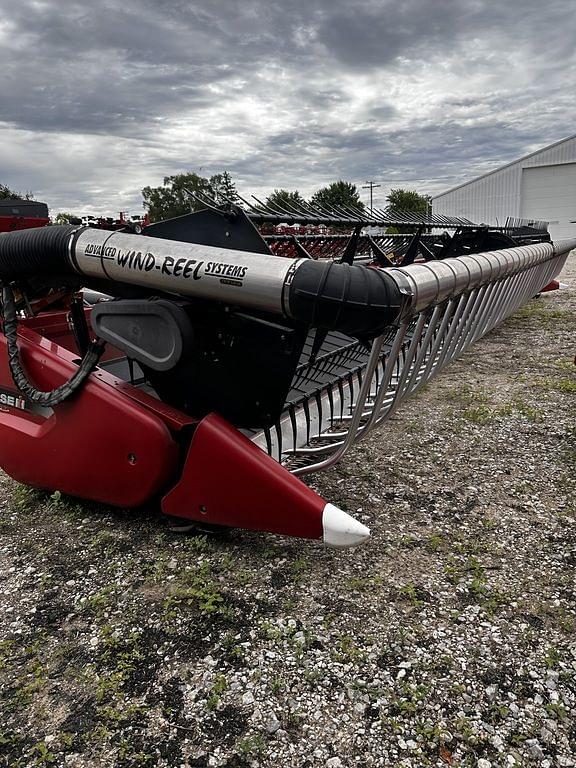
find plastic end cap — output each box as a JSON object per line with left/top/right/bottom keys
{"left": 322, "top": 503, "right": 370, "bottom": 548}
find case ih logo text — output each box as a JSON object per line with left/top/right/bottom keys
{"left": 0, "top": 391, "right": 27, "bottom": 410}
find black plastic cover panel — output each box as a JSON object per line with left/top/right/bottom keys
{"left": 91, "top": 299, "right": 193, "bottom": 371}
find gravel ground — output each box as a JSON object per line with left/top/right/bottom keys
{"left": 1, "top": 254, "right": 575, "bottom": 768}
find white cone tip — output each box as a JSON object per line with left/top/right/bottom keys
{"left": 322, "top": 503, "right": 370, "bottom": 548}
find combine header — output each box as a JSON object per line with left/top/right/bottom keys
{"left": 0, "top": 197, "right": 572, "bottom": 547}
{"left": 0, "top": 199, "right": 49, "bottom": 233}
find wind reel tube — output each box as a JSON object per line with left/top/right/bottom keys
{"left": 0, "top": 226, "right": 405, "bottom": 337}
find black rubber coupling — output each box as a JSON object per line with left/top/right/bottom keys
{"left": 288, "top": 260, "right": 404, "bottom": 335}
{"left": 0, "top": 225, "right": 79, "bottom": 280}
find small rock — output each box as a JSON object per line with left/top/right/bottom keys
{"left": 527, "top": 740, "right": 544, "bottom": 760}
{"left": 478, "top": 760, "right": 492, "bottom": 768}
{"left": 326, "top": 759, "right": 343, "bottom": 768}
{"left": 491, "top": 735, "right": 503, "bottom": 750}
{"left": 242, "top": 691, "right": 255, "bottom": 706}
{"left": 266, "top": 714, "right": 281, "bottom": 734}
{"left": 406, "top": 740, "right": 417, "bottom": 750}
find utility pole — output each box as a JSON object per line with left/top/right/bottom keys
{"left": 362, "top": 181, "right": 381, "bottom": 215}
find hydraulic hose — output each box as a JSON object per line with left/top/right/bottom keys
{"left": 0, "top": 282, "right": 105, "bottom": 407}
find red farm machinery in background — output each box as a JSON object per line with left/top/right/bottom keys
{"left": 0, "top": 200, "right": 50, "bottom": 233}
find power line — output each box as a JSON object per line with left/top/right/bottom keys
{"left": 362, "top": 181, "right": 381, "bottom": 214}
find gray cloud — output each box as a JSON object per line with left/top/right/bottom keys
{"left": 0, "top": 0, "right": 574, "bottom": 213}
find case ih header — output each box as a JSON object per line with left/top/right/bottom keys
{"left": 0, "top": 199, "right": 573, "bottom": 547}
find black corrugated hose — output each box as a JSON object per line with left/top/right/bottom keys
{"left": 0, "top": 282, "right": 105, "bottom": 407}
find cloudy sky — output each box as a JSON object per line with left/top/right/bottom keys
{"left": 0, "top": 0, "right": 574, "bottom": 216}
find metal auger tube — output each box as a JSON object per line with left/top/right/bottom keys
{"left": 0, "top": 226, "right": 405, "bottom": 337}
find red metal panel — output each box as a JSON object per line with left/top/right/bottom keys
{"left": 14, "top": 325, "right": 196, "bottom": 433}
{"left": 0, "top": 216, "right": 49, "bottom": 232}
{"left": 0, "top": 331, "right": 181, "bottom": 507}
{"left": 161, "top": 412, "right": 325, "bottom": 540}
{"left": 23, "top": 306, "right": 122, "bottom": 361}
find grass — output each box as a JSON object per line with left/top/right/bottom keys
{"left": 11, "top": 484, "right": 47, "bottom": 514}
{"left": 445, "top": 384, "right": 542, "bottom": 425}
{"left": 541, "top": 377, "right": 576, "bottom": 393}
{"left": 236, "top": 734, "right": 267, "bottom": 760}
{"left": 163, "top": 562, "right": 227, "bottom": 618}
{"left": 346, "top": 575, "right": 384, "bottom": 591}
{"left": 546, "top": 702, "right": 568, "bottom": 722}
{"left": 461, "top": 403, "right": 498, "bottom": 424}
{"left": 330, "top": 633, "right": 366, "bottom": 663}
{"left": 444, "top": 555, "right": 509, "bottom": 615}
{"left": 424, "top": 533, "right": 447, "bottom": 553}
{"left": 29, "top": 741, "right": 57, "bottom": 767}
{"left": 205, "top": 672, "right": 229, "bottom": 710}
{"left": 553, "top": 357, "right": 576, "bottom": 371}
{"left": 398, "top": 582, "right": 428, "bottom": 607}
{"left": 4, "top": 638, "right": 49, "bottom": 714}
{"left": 446, "top": 384, "right": 491, "bottom": 406}
{"left": 514, "top": 303, "right": 572, "bottom": 321}
{"left": 82, "top": 586, "right": 118, "bottom": 616}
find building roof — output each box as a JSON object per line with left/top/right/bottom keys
{"left": 432, "top": 133, "right": 576, "bottom": 200}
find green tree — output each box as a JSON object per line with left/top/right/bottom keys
{"left": 54, "top": 212, "right": 76, "bottom": 224}
{"left": 386, "top": 188, "right": 431, "bottom": 216}
{"left": 142, "top": 172, "right": 240, "bottom": 222}
{"left": 142, "top": 172, "right": 213, "bottom": 222}
{"left": 0, "top": 183, "right": 33, "bottom": 201}
{"left": 209, "top": 171, "right": 237, "bottom": 204}
{"left": 265, "top": 189, "right": 306, "bottom": 211}
{"left": 310, "top": 181, "right": 365, "bottom": 212}
{"left": 0, "top": 184, "right": 15, "bottom": 200}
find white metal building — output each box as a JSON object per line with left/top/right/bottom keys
{"left": 432, "top": 134, "right": 576, "bottom": 240}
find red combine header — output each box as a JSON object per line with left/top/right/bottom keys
{"left": 0, "top": 199, "right": 49, "bottom": 233}
{"left": 0, "top": 197, "right": 573, "bottom": 548}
